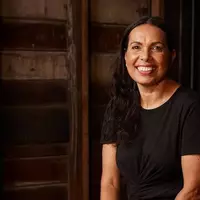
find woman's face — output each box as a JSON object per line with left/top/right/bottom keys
{"left": 124, "top": 24, "right": 175, "bottom": 87}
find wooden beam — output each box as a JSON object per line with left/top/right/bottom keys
{"left": 2, "top": 105, "right": 69, "bottom": 144}
{"left": 1, "top": 80, "right": 69, "bottom": 106}
{"left": 66, "top": 0, "right": 89, "bottom": 199}
{"left": 4, "top": 156, "right": 68, "bottom": 184}
{"left": 81, "top": 0, "right": 89, "bottom": 199}
{"left": 3, "top": 143, "right": 68, "bottom": 158}
{"left": 151, "top": 0, "right": 164, "bottom": 18}
{"left": 3, "top": 183, "right": 68, "bottom": 200}
{"left": 90, "top": 24, "right": 125, "bottom": 53}
{"left": 0, "top": 22, "right": 67, "bottom": 51}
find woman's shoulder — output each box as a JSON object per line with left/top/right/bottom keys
{"left": 174, "top": 86, "right": 200, "bottom": 107}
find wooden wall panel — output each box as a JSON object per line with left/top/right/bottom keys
{"left": 151, "top": 0, "right": 164, "bottom": 18}
{"left": 90, "top": 24, "right": 125, "bottom": 53}
{"left": 2, "top": 144, "right": 69, "bottom": 200}
{"left": 90, "top": 0, "right": 147, "bottom": 24}
{"left": 0, "top": 22, "right": 67, "bottom": 51}
{"left": 3, "top": 184, "right": 68, "bottom": 200}
{"left": 91, "top": 54, "right": 115, "bottom": 86}
{"left": 1, "top": 52, "right": 68, "bottom": 80}
{"left": 3, "top": 143, "right": 68, "bottom": 158}
{"left": 1, "top": 1, "right": 70, "bottom": 199}
{"left": 4, "top": 156, "right": 68, "bottom": 184}
{"left": 2, "top": 105, "right": 69, "bottom": 144}
{"left": 1, "top": 0, "right": 67, "bottom": 20}
{"left": 1, "top": 80, "right": 68, "bottom": 106}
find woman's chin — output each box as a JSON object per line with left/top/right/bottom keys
{"left": 135, "top": 78, "right": 158, "bottom": 87}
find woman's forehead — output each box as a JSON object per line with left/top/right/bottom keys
{"left": 128, "top": 24, "right": 166, "bottom": 44}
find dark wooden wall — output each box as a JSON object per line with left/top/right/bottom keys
{"left": 89, "top": 0, "right": 150, "bottom": 199}
{"left": 1, "top": 1, "right": 69, "bottom": 199}
{"left": 164, "top": 0, "right": 200, "bottom": 93}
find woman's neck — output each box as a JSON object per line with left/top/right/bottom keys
{"left": 137, "top": 79, "right": 180, "bottom": 110}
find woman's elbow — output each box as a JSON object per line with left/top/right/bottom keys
{"left": 176, "top": 187, "right": 200, "bottom": 200}
{"left": 101, "top": 175, "right": 120, "bottom": 191}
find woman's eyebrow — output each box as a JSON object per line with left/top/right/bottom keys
{"left": 151, "top": 42, "right": 165, "bottom": 46}
{"left": 129, "top": 41, "right": 142, "bottom": 45}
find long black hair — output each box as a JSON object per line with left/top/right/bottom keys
{"left": 101, "top": 16, "right": 176, "bottom": 144}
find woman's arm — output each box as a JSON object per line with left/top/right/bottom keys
{"left": 176, "top": 155, "right": 200, "bottom": 200}
{"left": 101, "top": 144, "right": 120, "bottom": 200}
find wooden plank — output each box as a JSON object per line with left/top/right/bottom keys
{"left": 3, "top": 143, "right": 68, "bottom": 158}
{"left": 1, "top": 0, "right": 67, "bottom": 20}
{"left": 151, "top": 0, "right": 164, "bottom": 18}
{"left": 90, "top": 24, "right": 125, "bottom": 53}
{"left": 81, "top": 0, "right": 89, "bottom": 199}
{"left": 67, "top": 0, "right": 89, "bottom": 199}
{"left": 90, "top": 0, "right": 142, "bottom": 24}
{"left": 0, "top": 22, "right": 67, "bottom": 51}
{"left": 1, "top": 105, "right": 69, "bottom": 144}
{"left": 3, "top": 156, "right": 68, "bottom": 184}
{"left": 1, "top": 51, "right": 68, "bottom": 80}
{"left": 3, "top": 183, "right": 68, "bottom": 200}
{"left": 1, "top": 80, "right": 69, "bottom": 106}
{"left": 91, "top": 53, "right": 115, "bottom": 87}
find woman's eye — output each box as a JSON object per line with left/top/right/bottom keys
{"left": 151, "top": 46, "right": 163, "bottom": 52}
{"left": 131, "top": 46, "right": 141, "bottom": 50}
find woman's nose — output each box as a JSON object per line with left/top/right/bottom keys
{"left": 140, "top": 49, "right": 150, "bottom": 62}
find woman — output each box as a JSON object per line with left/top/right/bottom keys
{"left": 100, "top": 16, "right": 200, "bottom": 200}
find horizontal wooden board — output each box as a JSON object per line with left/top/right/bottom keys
{"left": 3, "top": 183, "right": 68, "bottom": 200}
{"left": 1, "top": 0, "right": 67, "bottom": 20}
{"left": 1, "top": 105, "right": 69, "bottom": 144}
{"left": 1, "top": 80, "right": 69, "bottom": 106}
{"left": 90, "top": 0, "right": 143, "bottom": 24}
{"left": 90, "top": 24, "right": 125, "bottom": 53}
{"left": 1, "top": 51, "right": 69, "bottom": 80}
{"left": 3, "top": 143, "right": 69, "bottom": 158}
{"left": 3, "top": 156, "right": 68, "bottom": 184}
{"left": 0, "top": 22, "right": 67, "bottom": 51}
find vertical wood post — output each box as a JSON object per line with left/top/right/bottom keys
{"left": 151, "top": 0, "right": 164, "bottom": 18}
{"left": 67, "top": 0, "right": 89, "bottom": 199}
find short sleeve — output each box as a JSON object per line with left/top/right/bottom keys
{"left": 181, "top": 100, "right": 200, "bottom": 155}
{"left": 100, "top": 98, "right": 117, "bottom": 144}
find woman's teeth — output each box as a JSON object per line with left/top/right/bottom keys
{"left": 137, "top": 66, "right": 154, "bottom": 72}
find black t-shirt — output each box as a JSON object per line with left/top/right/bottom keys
{"left": 100, "top": 86, "right": 200, "bottom": 200}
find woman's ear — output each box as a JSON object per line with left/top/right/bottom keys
{"left": 124, "top": 52, "right": 127, "bottom": 64}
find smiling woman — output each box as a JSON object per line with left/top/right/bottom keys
{"left": 125, "top": 24, "right": 175, "bottom": 88}
{"left": 100, "top": 16, "right": 200, "bottom": 200}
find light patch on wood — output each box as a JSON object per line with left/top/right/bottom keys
{"left": 1, "top": 0, "right": 67, "bottom": 20}
{"left": 1, "top": 51, "right": 69, "bottom": 80}
{"left": 151, "top": 0, "right": 164, "bottom": 18}
{"left": 1, "top": 0, "right": 46, "bottom": 18}
{"left": 45, "top": 0, "right": 67, "bottom": 20}
{"left": 90, "top": 0, "right": 148, "bottom": 24}
{"left": 91, "top": 53, "right": 117, "bottom": 86}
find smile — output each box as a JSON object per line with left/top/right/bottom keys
{"left": 137, "top": 66, "right": 155, "bottom": 72}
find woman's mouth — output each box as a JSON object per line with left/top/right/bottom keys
{"left": 136, "top": 66, "right": 155, "bottom": 75}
